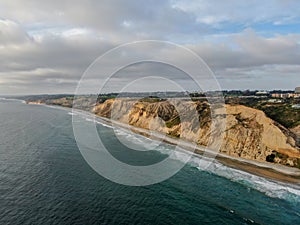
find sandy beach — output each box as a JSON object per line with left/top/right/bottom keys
{"left": 28, "top": 103, "right": 300, "bottom": 184}
{"left": 67, "top": 106, "right": 300, "bottom": 185}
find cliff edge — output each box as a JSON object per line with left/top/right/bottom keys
{"left": 93, "top": 98, "right": 300, "bottom": 168}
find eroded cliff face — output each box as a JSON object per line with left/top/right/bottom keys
{"left": 223, "top": 105, "right": 300, "bottom": 165}
{"left": 291, "top": 125, "right": 300, "bottom": 146}
{"left": 93, "top": 98, "right": 300, "bottom": 168}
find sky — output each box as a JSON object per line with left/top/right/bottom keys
{"left": 0, "top": 0, "right": 300, "bottom": 95}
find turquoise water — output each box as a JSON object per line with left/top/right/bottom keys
{"left": 0, "top": 99, "right": 299, "bottom": 224}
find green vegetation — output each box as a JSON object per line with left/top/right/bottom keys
{"left": 257, "top": 104, "right": 300, "bottom": 128}
{"left": 20, "top": 93, "right": 300, "bottom": 129}
{"left": 165, "top": 116, "right": 181, "bottom": 128}
{"left": 139, "top": 97, "right": 165, "bottom": 103}
{"left": 226, "top": 97, "right": 300, "bottom": 128}
{"left": 266, "top": 154, "right": 275, "bottom": 162}
{"left": 274, "top": 151, "right": 288, "bottom": 160}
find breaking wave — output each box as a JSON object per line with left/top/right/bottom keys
{"left": 70, "top": 108, "right": 300, "bottom": 203}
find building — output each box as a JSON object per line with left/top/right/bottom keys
{"left": 271, "top": 93, "right": 300, "bottom": 98}
{"left": 289, "top": 93, "right": 300, "bottom": 98}
{"left": 295, "top": 87, "right": 300, "bottom": 94}
{"left": 292, "top": 104, "right": 300, "bottom": 109}
{"left": 268, "top": 99, "right": 283, "bottom": 103}
{"left": 271, "top": 93, "right": 283, "bottom": 98}
{"left": 255, "top": 91, "right": 269, "bottom": 96}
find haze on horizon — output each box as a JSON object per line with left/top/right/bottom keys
{"left": 0, "top": 0, "right": 300, "bottom": 95}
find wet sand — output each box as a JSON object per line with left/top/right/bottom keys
{"left": 94, "top": 113, "right": 300, "bottom": 184}
{"left": 218, "top": 157, "right": 300, "bottom": 184}
{"left": 31, "top": 103, "right": 300, "bottom": 185}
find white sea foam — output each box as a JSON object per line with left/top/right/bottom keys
{"left": 44, "top": 105, "right": 60, "bottom": 109}
{"left": 115, "top": 129, "right": 142, "bottom": 142}
{"left": 113, "top": 128, "right": 161, "bottom": 151}
{"left": 128, "top": 129, "right": 300, "bottom": 202}
{"left": 187, "top": 154, "right": 300, "bottom": 202}
{"left": 60, "top": 107, "right": 300, "bottom": 201}
{"left": 97, "top": 122, "right": 113, "bottom": 128}
{"left": 0, "top": 98, "right": 25, "bottom": 104}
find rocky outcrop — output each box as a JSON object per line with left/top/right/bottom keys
{"left": 93, "top": 98, "right": 300, "bottom": 168}
{"left": 291, "top": 125, "right": 300, "bottom": 146}
{"left": 223, "top": 105, "right": 300, "bottom": 167}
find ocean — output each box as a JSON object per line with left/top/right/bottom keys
{"left": 0, "top": 99, "right": 299, "bottom": 224}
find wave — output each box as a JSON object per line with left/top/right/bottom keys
{"left": 46, "top": 105, "right": 300, "bottom": 202}
{"left": 161, "top": 140, "right": 300, "bottom": 202}
{"left": 44, "top": 104, "right": 62, "bottom": 109}
{"left": 85, "top": 118, "right": 94, "bottom": 122}
{"left": 98, "top": 122, "right": 113, "bottom": 128}
{"left": 188, "top": 156, "right": 300, "bottom": 202}
{"left": 0, "top": 98, "right": 26, "bottom": 104}
{"left": 106, "top": 125, "right": 300, "bottom": 202}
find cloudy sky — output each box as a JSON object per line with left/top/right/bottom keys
{"left": 0, "top": 0, "right": 300, "bottom": 95}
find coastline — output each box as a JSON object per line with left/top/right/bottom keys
{"left": 99, "top": 115, "right": 300, "bottom": 184}
{"left": 28, "top": 102, "right": 300, "bottom": 185}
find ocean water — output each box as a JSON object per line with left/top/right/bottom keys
{"left": 0, "top": 99, "right": 299, "bottom": 225}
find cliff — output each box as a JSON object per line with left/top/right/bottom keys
{"left": 93, "top": 98, "right": 300, "bottom": 168}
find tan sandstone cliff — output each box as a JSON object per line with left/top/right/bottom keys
{"left": 92, "top": 98, "right": 300, "bottom": 168}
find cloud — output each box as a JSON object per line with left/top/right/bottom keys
{"left": 0, "top": 19, "right": 117, "bottom": 94}
{"left": 172, "top": 0, "right": 300, "bottom": 26}
{"left": 190, "top": 29, "right": 300, "bottom": 69}
{"left": 2, "top": 0, "right": 299, "bottom": 32}
{"left": 1, "top": 22, "right": 299, "bottom": 94}
{"left": 0, "top": 1, "right": 299, "bottom": 94}
{"left": 0, "top": 20, "right": 31, "bottom": 45}
{"left": 0, "top": 0, "right": 201, "bottom": 41}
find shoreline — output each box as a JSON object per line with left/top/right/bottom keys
{"left": 99, "top": 115, "right": 300, "bottom": 184}
{"left": 28, "top": 102, "right": 300, "bottom": 185}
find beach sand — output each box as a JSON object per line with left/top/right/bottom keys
{"left": 32, "top": 103, "right": 300, "bottom": 185}
{"left": 80, "top": 109, "right": 300, "bottom": 185}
